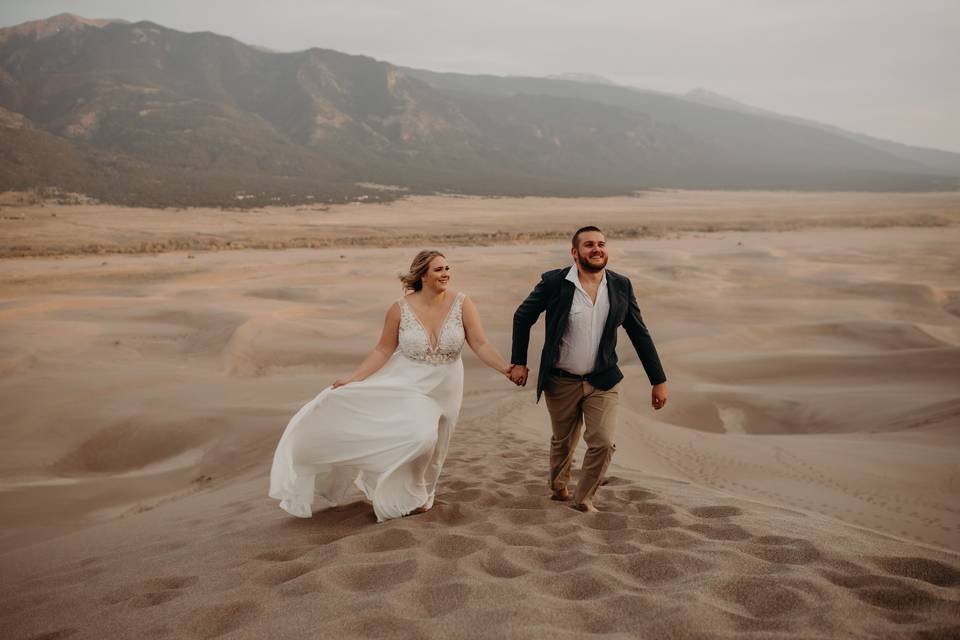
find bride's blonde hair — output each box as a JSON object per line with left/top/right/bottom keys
{"left": 399, "top": 250, "right": 445, "bottom": 292}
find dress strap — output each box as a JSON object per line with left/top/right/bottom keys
{"left": 453, "top": 292, "right": 466, "bottom": 319}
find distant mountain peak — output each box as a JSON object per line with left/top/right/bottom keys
{"left": 546, "top": 72, "right": 618, "bottom": 86}
{"left": 685, "top": 88, "right": 762, "bottom": 112}
{"left": 0, "top": 13, "right": 128, "bottom": 42}
{"left": 686, "top": 87, "right": 724, "bottom": 99}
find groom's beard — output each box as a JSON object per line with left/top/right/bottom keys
{"left": 577, "top": 251, "right": 607, "bottom": 273}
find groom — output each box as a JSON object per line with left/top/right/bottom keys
{"left": 509, "top": 226, "right": 668, "bottom": 512}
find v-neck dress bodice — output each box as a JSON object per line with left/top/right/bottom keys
{"left": 398, "top": 292, "right": 466, "bottom": 365}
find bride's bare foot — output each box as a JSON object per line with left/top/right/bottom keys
{"left": 550, "top": 487, "right": 570, "bottom": 502}
{"left": 405, "top": 505, "right": 431, "bottom": 517}
{"left": 571, "top": 501, "right": 598, "bottom": 513}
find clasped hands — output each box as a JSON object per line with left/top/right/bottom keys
{"left": 503, "top": 363, "right": 528, "bottom": 386}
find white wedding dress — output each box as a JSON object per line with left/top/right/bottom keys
{"left": 269, "top": 292, "right": 466, "bottom": 522}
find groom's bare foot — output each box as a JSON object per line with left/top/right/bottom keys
{"left": 571, "top": 501, "right": 598, "bottom": 513}
{"left": 550, "top": 487, "right": 570, "bottom": 502}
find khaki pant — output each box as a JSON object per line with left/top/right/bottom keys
{"left": 543, "top": 373, "right": 620, "bottom": 505}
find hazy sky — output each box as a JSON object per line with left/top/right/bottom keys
{"left": 2, "top": 0, "right": 958, "bottom": 152}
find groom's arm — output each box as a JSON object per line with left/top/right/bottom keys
{"left": 622, "top": 280, "right": 667, "bottom": 386}
{"left": 511, "top": 276, "right": 550, "bottom": 366}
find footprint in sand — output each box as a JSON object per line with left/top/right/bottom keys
{"left": 506, "top": 547, "right": 594, "bottom": 573}
{"left": 580, "top": 513, "right": 630, "bottom": 531}
{"left": 189, "top": 600, "right": 262, "bottom": 639}
{"left": 690, "top": 505, "right": 743, "bottom": 519}
{"left": 642, "top": 528, "right": 703, "bottom": 549}
{"left": 851, "top": 583, "right": 940, "bottom": 611}
{"left": 102, "top": 575, "right": 198, "bottom": 607}
{"left": 400, "top": 581, "right": 473, "bottom": 618}
{"left": 253, "top": 546, "right": 313, "bottom": 562}
{"left": 528, "top": 570, "right": 616, "bottom": 601}
{"left": 632, "top": 502, "right": 675, "bottom": 517}
{"left": 713, "top": 576, "right": 818, "bottom": 619}
{"left": 334, "top": 612, "right": 426, "bottom": 640}
{"left": 326, "top": 558, "right": 418, "bottom": 592}
{"left": 441, "top": 478, "right": 481, "bottom": 492}
{"left": 342, "top": 528, "right": 419, "bottom": 554}
{"left": 819, "top": 570, "right": 941, "bottom": 611}
{"left": 254, "top": 562, "right": 315, "bottom": 586}
{"left": 495, "top": 470, "right": 528, "bottom": 484}
{"left": 743, "top": 536, "right": 821, "bottom": 565}
{"left": 22, "top": 629, "right": 78, "bottom": 640}
{"left": 494, "top": 530, "right": 545, "bottom": 547}
{"left": 426, "top": 533, "right": 488, "bottom": 560}
{"left": 521, "top": 481, "right": 548, "bottom": 496}
{"left": 684, "top": 522, "right": 753, "bottom": 541}
{"left": 473, "top": 548, "right": 529, "bottom": 579}
{"left": 633, "top": 515, "right": 681, "bottom": 531}
{"left": 615, "top": 488, "right": 658, "bottom": 502}
{"left": 495, "top": 508, "right": 558, "bottom": 526}
{"left": 618, "top": 549, "right": 714, "bottom": 585}
{"left": 428, "top": 502, "right": 482, "bottom": 527}
{"left": 442, "top": 487, "right": 499, "bottom": 506}
{"left": 869, "top": 556, "right": 960, "bottom": 587}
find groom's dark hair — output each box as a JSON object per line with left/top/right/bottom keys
{"left": 572, "top": 225, "right": 603, "bottom": 248}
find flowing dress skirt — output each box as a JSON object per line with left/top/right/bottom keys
{"left": 269, "top": 350, "right": 464, "bottom": 522}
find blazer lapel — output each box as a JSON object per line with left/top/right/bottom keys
{"left": 599, "top": 273, "right": 623, "bottom": 345}
{"left": 556, "top": 273, "right": 576, "bottom": 337}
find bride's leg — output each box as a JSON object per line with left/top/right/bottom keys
{"left": 420, "top": 416, "right": 455, "bottom": 510}
{"left": 406, "top": 438, "right": 440, "bottom": 515}
{"left": 371, "top": 408, "right": 442, "bottom": 521}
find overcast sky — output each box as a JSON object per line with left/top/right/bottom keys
{"left": 2, "top": 0, "right": 958, "bottom": 152}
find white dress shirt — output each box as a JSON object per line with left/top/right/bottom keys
{"left": 554, "top": 266, "right": 610, "bottom": 376}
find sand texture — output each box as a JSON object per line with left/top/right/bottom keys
{"left": 1, "top": 192, "right": 959, "bottom": 638}
{"left": 2, "top": 190, "right": 960, "bottom": 258}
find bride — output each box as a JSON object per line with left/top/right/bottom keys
{"left": 269, "top": 250, "right": 515, "bottom": 522}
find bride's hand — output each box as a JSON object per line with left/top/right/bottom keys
{"left": 331, "top": 378, "right": 353, "bottom": 389}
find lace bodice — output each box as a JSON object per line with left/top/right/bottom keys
{"left": 398, "top": 292, "right": 466, "bottom": 365}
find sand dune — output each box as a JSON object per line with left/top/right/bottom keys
{"left": 1, "top": 194, "right": 959, "bottom": 637}
{"left": 2, "top": 402, "right": 958, "bottom": 639}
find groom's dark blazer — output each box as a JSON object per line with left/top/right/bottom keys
{"left": 512, "top": 266, "right": 666, "bottom": 402}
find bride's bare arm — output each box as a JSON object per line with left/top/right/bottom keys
{"left": 462, "top": 296, "right": 511, "bottom": 375}
{"left": 332, "top": 303, "right": 401, "bottom": 388}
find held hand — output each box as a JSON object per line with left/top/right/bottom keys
{"left": 331, "top": 377, "right": 353, "bottom": 389}
{"left": 509, "top": 364, "right": 529, "bottom": 387}
{"left": 651, "top": 383, "right": 668, "bottom": 410}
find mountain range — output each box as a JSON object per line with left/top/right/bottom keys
{"left": 1, "top": 13, "right": 957, "bottom": 207}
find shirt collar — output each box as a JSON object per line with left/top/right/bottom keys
{"left": 566, "top": 264, "right": 607, "bottom": 295}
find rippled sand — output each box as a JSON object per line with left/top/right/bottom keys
{"left": 1, "top": 193, "right": 958, "bottom": 638}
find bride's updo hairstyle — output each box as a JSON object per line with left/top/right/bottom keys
{"left": 399, "top": 250, "right": 445, "bottom": 292}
